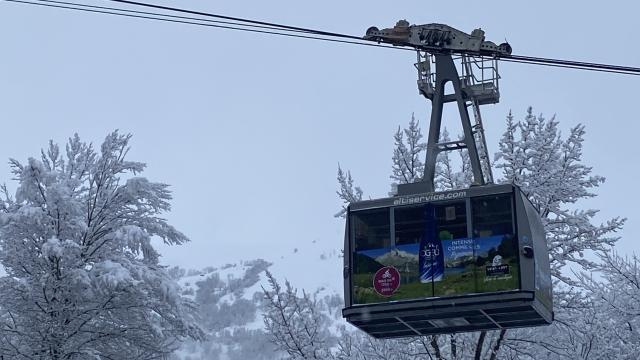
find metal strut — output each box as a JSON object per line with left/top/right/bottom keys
{"left": 422, "top": 54, "right": 485, "bottom": 192}
{"left": 470, "top": 98, "right": 494, "bottom": 184}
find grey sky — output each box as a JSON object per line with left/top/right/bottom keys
{"left": 1, "top": 0, "right": 638, "bottom": 269}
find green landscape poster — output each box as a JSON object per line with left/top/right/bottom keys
{"left": 352, "top": 234, "right": 519, "bottom": 304}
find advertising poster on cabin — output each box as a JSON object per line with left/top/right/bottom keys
{"left": 353, "top": 237, "right": 479, "bottom": 304}
{"left": 434, "top": 237, "right": 476, "bottom": 297}
{"left": 474, "top": 234, "right": 519, "bottom": 292}
{"left": 351, "top": 201, "right": 520, "bottom": 304}
{"left": 352, "top": 243, "right": 422, "bottom": 304}
{"left": 353, "top": 239, "right": 479, "bottom": 304}
{"left": 352, "top": 235, "right": 519, "bottom": 304}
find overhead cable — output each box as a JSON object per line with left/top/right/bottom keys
{"left": 5, "top": 0, "right": 410, "bottom": 51}
{"left": 28, "top": 0, "right": 315, "bottom": 33}
{"left": 499, "top": 57, "right": 640, "bottom": 76}
{"left": 503, "top": 54, "right": 640, "bottom": 75}
{"left": 100, "top": 0, "right": 640, "bottom": 75}
{"left": 104, "top": 0, "right": 365, "bottom": 40}
{"left": 5, "top": 0, "right": 640, "bottom": 76}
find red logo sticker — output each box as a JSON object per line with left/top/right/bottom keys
{"left": 373, "top": 266, "right": 401, "bottom": 297}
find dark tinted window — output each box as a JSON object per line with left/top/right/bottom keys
{"left": 472, "top": 195, "right": 514, "bottom": 237}
{"left": 431, "top": 201, "right": 472, "bottom": 297}
{"left": 435, "top": 202, "right": 467, "bottom": 240}
{"left": 352, "top": 208, "right": 391, "bottom": 251}
{"left": 395, "top": 206, "right": 424, "bottom": 245}
{"left": 472, "top": 194, "right": 519, "bottom": 292}
{"left": 394, "top": 202, "right": 467, "bottom": 245}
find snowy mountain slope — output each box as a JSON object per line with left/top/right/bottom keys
{"left": 376, "top": 248, "right": 419, "bottom": 267}
{"left": 267, "top": 239, "right": 343, "bottom": 296}
{"left": 171, "top": 236, "right": 345, "bottom": 359}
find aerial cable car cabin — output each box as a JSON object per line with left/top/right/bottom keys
{"left": 342, "top": 21, "right": 553, "bottom": 338}
{"left": 342, "top": 184, "right": 553, "bottom": 338}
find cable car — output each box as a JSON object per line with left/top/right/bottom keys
{"left": 342, "top": 184, "right": 553, "bottom": 338}
{"left": 341, "top": 22, "right": 552, "bottom": 338}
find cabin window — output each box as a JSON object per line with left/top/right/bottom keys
{"left": 472, "top": 194, "right": 514, "bottom": 238}
{"left": 471, "top": 194, "right": 519, "bottom": 292}
{"left": 394, "top": 206, "right": 424, "bottom": 246}
{"left": 351, "top": 208, "right": 391, "bottom": 251}
{"left": 395, "top": 202, "right": 468, "bottom": 246}
{"left": 351, "top": 208, "right": 392, "bottom": 305}
{"left": 431, "top": 201, "right": 474, "bottom": 297}
{"left": 434, "top": 202, "right": 467, "bottom": 240}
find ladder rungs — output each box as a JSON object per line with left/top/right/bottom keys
{"left": 437, "top": 140, "right": 467, "bottom": 151}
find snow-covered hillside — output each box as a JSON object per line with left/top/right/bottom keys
{"left": 171, "top": 238, "right": 344, "bottom": 359}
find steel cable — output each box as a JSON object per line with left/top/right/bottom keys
{"left": 4, "top": 0, "right": 640, "bottom": 76}
{"left": 5, "top": 0, "right": 413, "bottom": 51}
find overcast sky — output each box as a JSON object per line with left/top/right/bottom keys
{"left": 1, "top": 0, "right": 638, "bottom": 269}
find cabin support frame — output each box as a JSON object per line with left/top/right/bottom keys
{"left": 422, "top": 54, "right": 485, "bottom": 192}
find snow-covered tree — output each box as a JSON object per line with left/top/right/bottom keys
{"left": 434, "top": 128, "right": 472, "bottom": 191}
{"left": 390, "top": 113, "right": 426, "bottom": 185}
{"left": 334, "top": 166, "right": 362, "bottom": 219}
{"left": 0, "top": 132, "right": 202, "bottom": 359}
{"left": 578, "top": 252, "right": 640, "bottom": 357}
{"left": 502, "top": 251, "right": 639, "bottom": 360}
{"left": 494, "top": 107, "right": 623, "bottom": 284}
{"left": 489, "top": 107, "right": 625, "bottom": 359}
{"left": 262, "top": 271, "right": 334, "bottom": 359}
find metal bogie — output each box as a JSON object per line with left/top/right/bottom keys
{"left": 364, "top": 21, "right": 512, "bottom": 57}
{"left": 342, "top": 185, "right": 553, "bottom": 338}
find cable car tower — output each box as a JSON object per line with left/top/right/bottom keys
{"left": 366, "top": 21, "right": 511, "bottom": 192}
{"left": 342, "top": 21, "right": 553, "bottom": 339}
